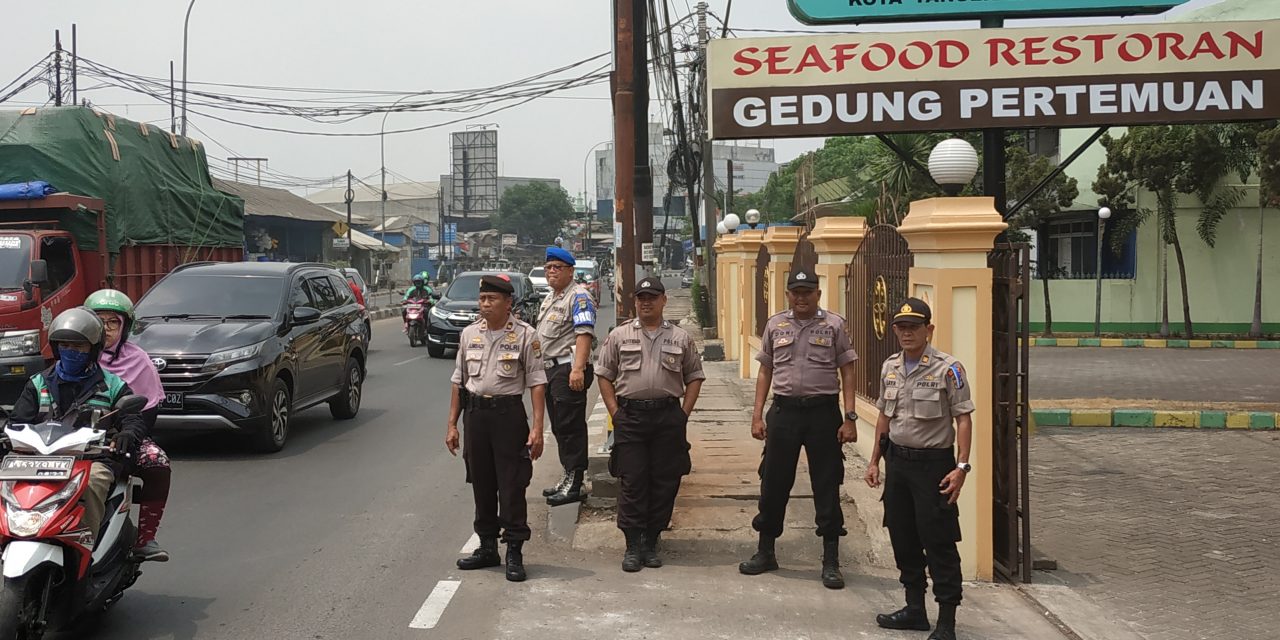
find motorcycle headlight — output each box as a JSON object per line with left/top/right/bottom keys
{"left": 7, "top": 508, "right": 51, "bottom": 538}
{"left": 430, "top": 306, "right": 449, "bottom": 320}
{"left": 0, "top": 331, "right": 41, "bottom": 357}
{"left": 203, "top": 341, "right": 266, "bottom": 373}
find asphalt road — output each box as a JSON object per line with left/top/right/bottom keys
{"left": 62, "top": 298, "right": 618, "bottom": 640}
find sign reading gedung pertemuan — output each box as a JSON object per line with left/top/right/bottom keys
{"left": 708, "top": 20, "right": 1280, "bottom": 140}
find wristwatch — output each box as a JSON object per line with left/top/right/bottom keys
{"left": 956, "top": 462, "right": 972, "bottom": 473}
{"left": 844, "top": 411, "right": 858, "bottom": 422}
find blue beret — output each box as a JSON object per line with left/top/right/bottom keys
{"left": 546, "top": 246, "right": 576, "bottom": 266}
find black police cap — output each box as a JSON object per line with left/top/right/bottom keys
{"left": 634, "top": 276, "right": 666, "bottom": 296}
{"left": 479, "top": 274, "right": 514, "bottom": 295}
{"left": 892, "top": 297, "right": 931, "bottom": 325}
{"left": 786, "top": 267, "right": 818, "bottom": 289}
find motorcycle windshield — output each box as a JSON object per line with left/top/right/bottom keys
{"left": 29, "top": 420, "right": 80, "bottom": 447}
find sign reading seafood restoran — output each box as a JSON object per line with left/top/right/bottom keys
{"left": 707, "top": 20, "right": 1280, "bottom": 139}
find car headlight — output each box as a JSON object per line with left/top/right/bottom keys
{"left": 0, "top": 331, "right": 41, "bottom": 357}
{"left": 203, "top": 341, "right": 266, "bottom": 373}
{"left": 430, "top": 306, "right": 450, "bottom": 320}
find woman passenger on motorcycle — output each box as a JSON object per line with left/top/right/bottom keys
{"left": 86, "top": 289, "right": 171, "bottom": 562}
{"left": 8, "top": 308, "right": 147, "bottom": 551}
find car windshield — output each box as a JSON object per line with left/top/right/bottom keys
{"left": 529, "top": 268, "right": 545, "bottom": 278}
{"left": 0, "top": 235, "right": 31, "bottom": 291}
{"left": 137, "top": 274, "right": 285, "bottom": 319}
{"left": 445, "top": 274, "right": 483, "bottom": 301}
{"left": 574, "top": 267, "right": 594, "bottom": 280}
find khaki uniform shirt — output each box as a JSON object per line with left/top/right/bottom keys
{"left": 755, "top": 309, "right": 858, "bottom": 396}
{"left": 537, "top": 282, "right": 596, "bottom": 359}
{"left": 876, "top": 345, "right": 976, "bottom": 449}
{"left": 450, "top": 314, "right": 548, "bottom": 396}
{"left": 595, "top": 319, "right": 706, "bottom": 399}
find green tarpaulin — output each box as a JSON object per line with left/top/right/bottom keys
{"left": 0, "top": 106, "right": 243, "bottom": 251}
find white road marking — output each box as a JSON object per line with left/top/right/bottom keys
{"left": 408, "top": 580, "right": 460, "bottom": 630}
{"left": 394, "top": 355, "right": 427, "bottom": 366}
{"left": 459, "top": 533, "right": 480, "bottom": 554}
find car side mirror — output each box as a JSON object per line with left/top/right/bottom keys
{"left": 430, "top": 292, "right": 442, "bottom": 301}
{"left": 114, "top": 394, "right": 147, "bottom": 415}
{"left": 23, "top": 259, "right": 48, "bottom": 299}
{"left": 292, "top": 307, "right": 321, "bottom": 325}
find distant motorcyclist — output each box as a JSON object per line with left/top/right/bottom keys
{"left": 8, "top": 308, "right": 147, "bottom": 548}
{"left": 402, "top": 272, "right": 434, "bottom": 333}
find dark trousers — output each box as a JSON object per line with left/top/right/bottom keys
{"left": 751, "top": 399, "right": 847, "bottom": 539}
{"left": 546, "top": 362, "right": 592, "bottom": 473}
{"left": 883, "top": 448, "right": 963, "bottom": 605}
{"left": 463, "top": 403, "right": 533, "bottom": 542}
{"left": 609, "top": 402, "right": 690, "bottom": 532}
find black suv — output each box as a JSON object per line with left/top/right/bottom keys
{"left": 132, "top": 262, "right": 367, "bottom": 452}
{"left": 426, "top": 271, "right": 540, "bottom": 358}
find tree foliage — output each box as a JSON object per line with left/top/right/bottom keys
{"left": 1005, "top": 143, "right": 1079, "bottom": 336}
{"left": 494, "top": 182, "right": 575, "bottom": 245}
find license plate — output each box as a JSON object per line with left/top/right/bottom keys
{"left": 162, "top": 392, "right": 184, "bottom": 410}
{"left": 0, "top": 456, "right": 75, "bottom": 481}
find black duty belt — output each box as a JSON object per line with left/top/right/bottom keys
{"left": 467, "top": 395, "right": 523, "bottom": 410}
{"left": 773, "top": 394, "right": 838, "bottom": 409}
{"left": 618, "top": 396, "right": 679, "bottom": 411}
{"left": 887, "top": 441, "right": 954, "bottom": 461}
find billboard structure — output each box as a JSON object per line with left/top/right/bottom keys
{"left": 787, "top": 0, "right": 1189, "bottom": 25}
{"left": 449, "top": 129, "right": 498, "bottom": 219}
{"left": 708, "top": 20, "right": 1280, "bottom": 139}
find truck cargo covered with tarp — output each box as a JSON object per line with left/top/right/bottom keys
{"left": 0, "top": 106, "right": 243, "bottom": 251}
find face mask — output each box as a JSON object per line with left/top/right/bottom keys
{"left": 55, "top": 346, "right": 94, "bottom": 381}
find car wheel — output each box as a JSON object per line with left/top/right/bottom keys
{"left": 427, "top": 342, "right": 446, "bottom": 358}
{"left": 251, "top": 378, "right": 291, "bottom": 453}
{"left": 330, "top": 358, "right": 363, "bottom": 420}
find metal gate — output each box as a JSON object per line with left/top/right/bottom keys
{"left": 990, "top": 242, "right": 1032, "bottom": 583}
{"left": 846, "top": 225, "right": 912, "bottom": 400}
{"left": 754, "top": 244, "right": 769, "bottom": 336}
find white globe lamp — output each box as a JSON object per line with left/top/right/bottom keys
{"left": 1098, "top": 206, "right": 1112, "bottom": 220}
{"left": 745, "top": 208, "right": 761, "bottom": 228}
{"left": 928, "top": 139, "right": 980, "bottom": 196}
{"left": 723, "top": 212, "right": 741, "bottom": 232}
{"left": 716, "top": 221, "right": 728, "bottom": 235}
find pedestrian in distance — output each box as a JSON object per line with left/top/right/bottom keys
{"left": 865, "top": 297, "right": 974, "bottom": 640}
{"left": 595, "top": 276, "right": 705, "bottom": 572}
{"left": 446, "top": 274, "right": 547, "bottom": 582}
{"left": 740, "top": 267, "right": 859, "bottom": 589}
{"left": 536, "top": 246, "right": 597, "bottom": 507}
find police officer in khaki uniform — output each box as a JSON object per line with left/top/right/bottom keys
{"left": 865, "top": 298, "right": 974, "bottom": 640}
{"left": 595, "top": 277, "right": 705, "bottom": 572}
{"left": 446, "top": 274, "right": 547, "bottom": 582}
{"left": 739, "top": 267, "right": 859, "bottom": 589}
{"left": 537, "top": 246, "right": 596, "bottom": 506}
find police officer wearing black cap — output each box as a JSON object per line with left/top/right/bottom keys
{"left": 740, "top": 266, "right": 859, "bottom": 589}
{"left": 865, "top": 297, "right": 974, "bottom": 640}
{"left": 595, "top": 276, "right": 705, "bottom": 572}
{"left": 446, "top": 274, "right": 547, "bottom": 582}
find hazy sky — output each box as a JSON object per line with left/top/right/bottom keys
{"left": 3, "top": 0, "right": 1226, "bottom": 199}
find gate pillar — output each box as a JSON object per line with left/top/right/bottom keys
{"left": 733, "top": 230, "right": 767, "bottom": 379}
{"left": 898, "top": 197, "right": 1007, "bottom": 582}
{"left": 762, "top": 226, "right": 803, "bottom": 319}
{"left": 716, "top": 233, "right": 743, "bottom": 361}
{"left": 808, "top": 216, "right": 867, "bottom": 320}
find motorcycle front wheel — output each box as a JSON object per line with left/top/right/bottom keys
{"left": 0, "top": 566, "right": 54, "bottom": 640}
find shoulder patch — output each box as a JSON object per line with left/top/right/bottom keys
{"left": 946, "top": 362, "right": 966, "bottom": 389}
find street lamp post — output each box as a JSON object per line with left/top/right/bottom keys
{"left": 927, "top": 139, "right": 981, "bottom": 196}
{"left": 180, "top": 0, "right": 196, "bottom": 136}
{"left": 1095, "top": 206, "right": 1112, "bottom": 337}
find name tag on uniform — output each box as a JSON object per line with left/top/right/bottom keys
{"left": 774, "top": 336, "right": 793, "bottom": 347}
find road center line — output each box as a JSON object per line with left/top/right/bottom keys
{"left": 459, "top": 533, "right": 480, "bottom": 554}
{"left": 394, "top": 355, "right": 427, "bottom": 366}
{"left": 409, "top": 580, "right": 460, "bottom": 630}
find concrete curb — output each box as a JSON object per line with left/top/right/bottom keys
{"left": 1027, "top": 337, "right": 1280, "bottom": 349}
{"left": 1033, "top": 407, "right": 1278, "bottom": 430}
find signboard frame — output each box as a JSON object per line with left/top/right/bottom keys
{"left": 787, "top": 0, "right": 1189, "bottom": 26}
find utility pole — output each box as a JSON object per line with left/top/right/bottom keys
{"left": 613, "top": 0, "right": 638, "bottom": 320}
{"left": 345, "top": 170, "right": 355, "bottom": 264}
{"left": 697, "top": 2, "right": 718, "bottom": 327}
{"left": 53, "top": 31, "right": 62, "bottom": 107}
{"left": 70, "top": 25, "right": 77, "bottom": 105}
{"left": 981, "top": 18, "right": 1008, "bottom": 217}
{"left": 726, "top": 158, "right": 734, "bottom": 218}
{"left": 437, "top": 187, "right": 445, "bottom": 278}
{"left": 633, "top": 0, "right": 653, "bottom": 278}
{"left": 169, "top": 61, "right": 176, "bottom": 132}
{"left": 181, "top": 0, "right": 196, "bottom": 136}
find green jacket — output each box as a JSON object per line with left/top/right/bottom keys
{"left": 403, "top": 285, "right": 433, "bottom": 301}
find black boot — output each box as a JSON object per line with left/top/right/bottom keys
{"left": 928, "top": 604, "right": 957, "bottom": 640}
{"left": 547, "top": 470, "right": 586, "bottom": 506}
{"left": 738, "top": 534, "right": 779, "bottom": 575}
{"left": 641, "top": 530, "right": 663, "bottom": 568}
{"left": 876, "top": 589, "right": 931, "bottom": 631}
{"left": 505, "top": 541, "right": 527, "bottom": 582}
{"left": 457, "top": 536, "right": 501, "bottom": 570}
{"left": 621, "top": 529, "right": 644, "bottom": 572}
{"left": 820, "top": 536, "right": 844, "bottom": 589}
{"left": 542, "top": 470, "right": 571, "bottom": 497}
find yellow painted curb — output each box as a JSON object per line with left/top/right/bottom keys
{"left": 1236, "top": 341, "right": 1258, "bottom": 349}
{"left": 1226, "top": 412, "right": 1252, "bottom": 429}
{"left": 1070, "top": 410, "right": 1111, "bottom": 427}
{"left": 1154, "top": 411, "right": 1198, "bottom": 428}
{"left": 1056, "top": 338, "right": 1080, "bottom": 347}
{"left": 1188, "top": 339, "right": 1212, "bottom": 348}
{"left": 1100, "top": 338, "right": 1124, "bottom": 347}
{"left": 1143, "top": 339, "right": 1167, "bottom": 348}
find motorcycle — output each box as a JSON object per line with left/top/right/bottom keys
{"left": 403, "top": 297, "right": 430, "bottom": 348}
{"left": 0, "top": 394, "right": 148, "bottom": 639}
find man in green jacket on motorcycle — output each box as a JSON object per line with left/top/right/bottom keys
{"left": 402, "top": 272, "right": 434, "bottom": 333}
